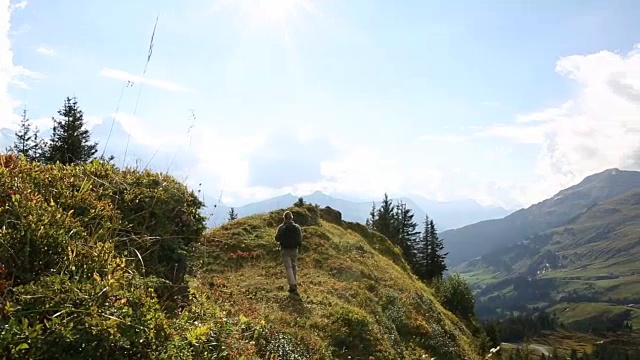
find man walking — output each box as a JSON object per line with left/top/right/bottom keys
{"left": 275, "top": 211, "right": 302, "bottom": 295}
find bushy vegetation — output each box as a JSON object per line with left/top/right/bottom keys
{"left": 434, "top": 273, "right": 476, "bottom": 323}
{"left": 0, "top": 154, "right": 207, "bottom": 357}
{"left": 0, "top": 155, "right": 348, "bottom": 359}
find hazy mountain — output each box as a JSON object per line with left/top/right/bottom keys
{"left": 441, "top": 168, "right": 640, "bottom": 268}
{"left": 0, "top": 128, "right": 14, "bottom": 151}
{"left": 409, "top": 194, "right": 512, "bottom": 229}
{"left": 458, "top": 188, "right": 640, "bottom": 329}
{"left": 205, "top": 190, "right": 512, "bottom": 232}
{"left": 1, "top": 124, "right": 55, "bottom": 151}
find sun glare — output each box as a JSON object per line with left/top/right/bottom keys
{"left": 254, "top": 0, "right": 302, "bottom": 23}
{"left": 212, "top": 0, "right": 319, "bottom": 41}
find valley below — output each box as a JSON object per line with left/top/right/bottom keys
{"left": 442, "top": 169, "right": 640, "bottom": 357}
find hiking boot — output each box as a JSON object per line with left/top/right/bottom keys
{"left": 288, "top": 285, "right": 298, "bottom": 294}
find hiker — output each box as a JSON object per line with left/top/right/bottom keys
{"left": 275, "top": 210, "right": 302, "bottom": 294}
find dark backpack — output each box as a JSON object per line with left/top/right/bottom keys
{"left": 278, "top": 223, "right": 301, "bottom": 249}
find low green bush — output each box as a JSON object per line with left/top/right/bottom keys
{"left": 0, "top": 155, "right": 220, "bottom": 359}
{"left": 328, "top": 305, "right": 391, "bottom": 359}
{"left": 434, "top": 273, "right": 477, "bottom": 322}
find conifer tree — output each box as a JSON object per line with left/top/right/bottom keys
{"left": 228, "top": 207, "right": 238, "bottom": 221}
{"left": 394, "top": 201, "right": 420, "bottom": 269}
{"left": 415, "top": 213, "right": 431, "bottom": 281}
{"left": 43, "top": 96, "right": 98, "bottom": 165}
{"left": 414, "top": 214, "right": 448, "bottom": 282}
{"left": 9, "top": 108, "right": 45, "bottom": 161}
{"left": 427, "top": 218, "right": 448, "bottom": 280}
{"left": 365, "top": 202, "right": 377, "bottom": 229}
{"left": 374, "top": 193, "right": 397, "bottom": 241}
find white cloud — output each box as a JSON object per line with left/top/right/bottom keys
{"left": 36, "top": 45, "right": 54, "bottom": 56}
{"left": 29, "top": 114, "right": 101, "bottom": 132}
{"left": 418, "top": 133, "right": 469, "bottom": 144}
{"left": 475, "top": 123, "right": 549, "bottom": 145}
{"left": 100, "top": 68, "right": 193, "bottom": 93}
{"left": 1, "top": 0, "right": 29, "bottom": 128}
{"left": 100, "top": 107, "right": 521, "bottom": 209}
{"left": 85, "top": 115, "right": 103, "bottom": 128}
{"left": 106, "top": 112, "right": 267, "bottom": 200}
{"left": 349, "top": 44, "right": 640, "bottom": 209}
{"left": 514, "top": 101, "right": 574, "bottom": 123}
{"left": 305, "top": 135, "right": 449, "bottom": 202}
{"left": 9, "top": 0, "right": 26, "bottom": 11}
{"left": 0, "top": 0, "right": 41, "bottom": 126}
{"left": 187, "top": 125, "right": 266, "bottom": 189}
{"left": 319, "top": 146, "right": 404, "bottom": 197}
{"left": 9, "top": 65, "right": 43, "bottom": 89}
{"left": 111, "top": 112, "right": 189, "bottom": 148}
{"left": 475, "top": 43, "right": 640, "bottom": 205}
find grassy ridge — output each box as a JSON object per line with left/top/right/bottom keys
{"left": 193, "top": 205, "right": 483, "bottom": 359}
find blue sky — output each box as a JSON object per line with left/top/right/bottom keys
{"left": 2, "top": 0, "right": 640, "bottom": 209}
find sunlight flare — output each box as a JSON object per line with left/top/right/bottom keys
{"left": 211, "top": 0, "right": 320, "bottom": 42}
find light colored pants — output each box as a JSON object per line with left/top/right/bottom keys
{"left": 282, "top": 248, "right": 298, "bottom": 287}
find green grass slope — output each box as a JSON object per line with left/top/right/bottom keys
{"left": 457, "top": 189, "right": 640, "bottom": 330}
{"left": 193, "top": 204, "right": 483, "bottom": 359}
{"left": 441, "top": 168, "right": 640, "bottom": 267}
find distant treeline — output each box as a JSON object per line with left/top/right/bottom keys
{"left": 507, "top": 345, "right": 640, "bottom": 360}
{"left": 480, "top": 310, "right": 559, "bottom": 344}
{"left": 481, "top": 310, "right": 638, "bottom": 360}
{"left": 6, "top": 97, "right": 112, "bottom": 165}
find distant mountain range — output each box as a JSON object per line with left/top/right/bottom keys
{"left": 203, "top": 191, "right": 513, "bottom": 232}
{"left": 457, "top": 184, "right": 640, "bottom": 331}
{"left": 440, "top": 168, "right": 640, "bottom": 268}
{"left": 431, "top": 166, "right": 640, "bottom": 333}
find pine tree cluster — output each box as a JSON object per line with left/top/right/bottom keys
{"left": 366, "top": 193, "right": 448, "bottom": 283}
{"left": 6, "top": 96, "right": 102, "bottom": 165}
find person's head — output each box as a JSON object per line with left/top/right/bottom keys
{"left": 283, "top": 211, "right": 293, "bottom": 222}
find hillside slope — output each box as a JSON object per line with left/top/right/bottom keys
{"left": 0, "top": 155, "right": 481, "bottom": 359}
{"left": 193, "top": 204, "right": 483, "bottom": 359}
{"left": 441, "top": 168, "right": 640, "bottom": 267}
{"left": 458, "top": 189, "right": 640, "bottom": 330}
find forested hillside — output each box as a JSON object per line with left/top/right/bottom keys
{"left": 462, "top": 189, "right": 640, "bottom": 328}
{"left": 441, "top": 168, "right": 640, "bottom": 267}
